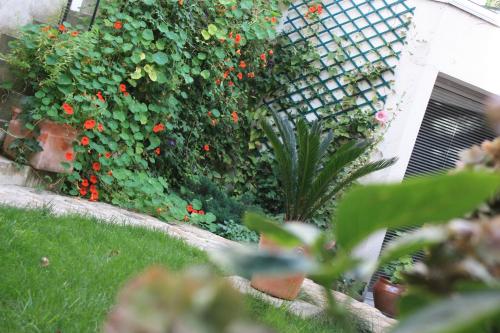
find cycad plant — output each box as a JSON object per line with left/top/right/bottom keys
{"left": 261, "top": 111, "right": 396, "bottom": 222}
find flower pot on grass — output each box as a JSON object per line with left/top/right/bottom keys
{"left": 250, "top": 110, "right": 396, "bottom": 300}
{"left": 250, "top": 234, "right": 307, "bottom": 300}
{"left": 373, "top": 277, "right": 405, "bottom": 318}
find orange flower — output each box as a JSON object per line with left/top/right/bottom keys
{"left": 81, "top": 179, "right": 89, "bottom": 187}
{"left": 268, "top": 49, "right": 274, "bottom": 55}
{"left": 317, "top": 4, "right": 323, "bottom": 14}
{"left": 81, "top": 136, "right": 90, "bottom": 146}
{"left": 236, "top": 49, "right": 241, "bottom": 55}
{"left": 260, "top": 53, "right": 266, "bottom": 61}
{"left": 119, "top": 83, "right": 127, "bottom": 93}
{"left": 84, "top": 119, "right": 95, "bottom": 130}
{"left": 178, "top": 0, "right": 183, "bottom": 5}
{"left": 41, "top": 26, "right": 50, "bottom": 32}
{"left": 92, "top": 162, "right": 101, "bottom": 171}
{"left": 186, "top": 204, "right": 194, "bottom": 213}
{"left": 62, "top": 103, "right": 74, "bottom": 115}
{"left": 97, "top": 91, "right": 105, "bottom": 102}
{"left": 97, "top": 123, "right": 104, "bottom": 132}
{"left": 237, "top": 72, "right": 243, "bottom": 80}
{"left": 71, "top": 31, "right": 79, "bottom": 37}
{"left": 155, "top": 147, "right": 161, "bottom": 155}
{"left": 107, "top": 170, "right": 113, "bottom": 176}
{"left": 90, "top": 175, "right": 98, "bottom": 184}
{"left": 234, "top": 34, "right": 241, "bottom": 43}
{"left": 223, "top": 70, "right": 230, "bottom": 79}
{"left": 58, "top": 24, "right": 66, "bottom": 32}
{"left": 215, "top": 79, "right": 221, "bottom": 85}
{"left": 114, "top": 21, "right": 123, "bottom": 30}
{"left": 90, "top": 191, "right": 99, "bottom": 202}
{"left": 65, "top": 152, "right": 73, "bottom": 161}
{"left": 231, "top": 111, "right": 239, "bottom": 123}
{"left": 90, "top": 184, "right": 97, "bottom": 193}
{"left": 308, "top": 6, "right": 316, "bottom": 13}
{"left": 105, "top": 152, "right": 112, "bottom": 159}
{"left": 153, "top": 123, "right": 165, "bottom": 133}
{"left": 247, "top": 72, "right": 255, "bottom": 78}
{"left": 271, "top": 17, "right": 277, "bottom": 24}
{"left": 203, "top": 144, "right": 210, "bottom": 152}
{"left": 239, "top": 61, "right": 246, "bottom": 69}
{"left": 79, "top": 188, "right": 87, "bottom": 196}
{"left": 198, "top": 210, "right": 205, "bottom": 215}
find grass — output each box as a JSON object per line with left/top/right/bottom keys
{"left": 0, "top": 206, "right": 357, "bottom": 333}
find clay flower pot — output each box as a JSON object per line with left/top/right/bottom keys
{"left": 373, "top": 277, "right": 405, "bottom": 318}
{"left": 250, "top": 234, "right": 307, "bottom": 300}
{"left": 29, "top": 120, "right": 77, "bottom": 173}
{"left": 2, "top": 107, "right": 77, "bottom": 173}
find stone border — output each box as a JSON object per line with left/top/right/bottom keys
{"left": 0, "top": 184, "right": 396, "bottom": 333}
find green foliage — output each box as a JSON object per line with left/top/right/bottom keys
{"left": 262, "top": 110, "right": 396, "bottom": 221}
{"left": 335, "top": 171, "right": 500, "bottom": 251}
{"left": 381, "top": 255, "right": 413, "bottom": 285}
{"left": 3, "top": 0, "right": 317, "bottom": 229}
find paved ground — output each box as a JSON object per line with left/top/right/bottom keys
{"left": 0, "top": 184, "right": 396, "bottom": 333}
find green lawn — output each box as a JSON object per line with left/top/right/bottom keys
{"left": 0, "top": 206, "right": 357, "bottom": 333}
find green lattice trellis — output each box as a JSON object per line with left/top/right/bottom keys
{"left": 266, "top": 0, "right": 414, "bottom": 125}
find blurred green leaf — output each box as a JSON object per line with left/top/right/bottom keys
{"left": 335, "top": 172, "right": 500, "bottom": 251}
{"left": 392, "top": 291, "right": 500, "bottom": 333}
{"left": 243, "top": 212, "right": 302, "bottom": 248}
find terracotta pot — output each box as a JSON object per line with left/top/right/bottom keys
{"left": 250, "top": 234, "right": 307, "bottom": 300}
{"left": 2, "top": 107, "right": 77, "bottom": 174}
{"left": 2, "top": 107, "right": 33, "bottom": 158}
{"left": 29, "top": 120, "right": 77, "bottom": 173}
{"left": 373, "top": 277, "right": 405, "bottom": 318}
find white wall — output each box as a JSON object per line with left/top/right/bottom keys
{"left": 357, "top": 0, "right": 500, "bottom": 274}
{"left": 0, "top": 0, "right": 65, "bottom": 34}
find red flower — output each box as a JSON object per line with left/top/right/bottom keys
{"left": 198, "top": 210, "right": 205, "bottom": 215}
{"left": 223, "top": 70, "right": 230, "bottom": 79}
{"left": 237, "top": 72, "right": 243, "bottom": 80}
{"left": 105, "top": 152, "right": 112, "bottom": 159}
{"left": 186, "top": 204, "right": 194, "bottom": 213}
{"left": 234, "top": 34, "right": 241, "bottom": 43}
{"left": 90, "top": 191, "right": 99, "bottom": 202}
{"left": 90, "top": 184, "right": 97, "bottom": 193}
{"left": 155, "top": 147, "right": 161, "bottom": 155}
{"left": 71, "top": 31, "right": 79, "bottom": 37}
{"left": 79, "top": 188, "right": 87, "bottom": 196}
{"left": 309, "top": 6, "right": 316, "bottom": 13}
{"left": 153, "top": 123, "right": 165, "bottom": 133}
{"left": 231, "top": 111, "right": 239, "bottom": 123}
{"left": 62, "top": 103, "right": 74, "bottom": 115}
{"left": 260, "top": 53, "right": 266, "bottom": 61}
{"left": 114, "top": 21, "right": 123, "bottom": 30}
{"left": 92, "top": 162, "right": 101, "bottom": 172}
{"left": 239, "top": 61, "right": 246, "bottom": 69}
{"left": 228, "top": 81, "right": 234, "bottom": 87}
{"left": 215, "top": 79, "right": 221, "bottom": 85}
{"left": 97, "top": 91, "right": 105, "bottom": 102}
{"left": 271, "top": 17, "right": 277, "bottom": 24}
{"left": 65, "top": 152, "right": 73, "bottom": 161}
{"left": 81, "top": 179, "right": 89, "bottom": 187}
{"left": 81, "top": 136, "right": 90, "bottom": 146}
{"left": 268, "top": 49, "right": 274, "bottom": 55}
{"left": 97, "top": 123, "right": 104, "bottom": 132}
{"left": 123, "top": 92, "right": 129, "bottom": 97}
{"left": 90, "top": 175, "right": 98, "bottom": 184}
{"left": 119, "top": 84, "right": 127, "bottom": 93}
{"left": 58, "top": 24, "right": 66, "bottom": 32}
{"left": 317, "top": 4, "right": 323, "bottom": 14}
{"left": 203, "top": 144, "right": 210, "bottom": 152}
{"left": 247, "top": 72, "right": 255, "bottom": 78}
{"left": 236, "top": 49, "right": 241, "bottom": 55}
{"left": 84, "top": 119, "right": 96, "bottom": 130}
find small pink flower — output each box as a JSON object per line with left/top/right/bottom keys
{"left": 375, "top": 110, "right": 388, "bottom": 124}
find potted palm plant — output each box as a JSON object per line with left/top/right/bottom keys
{"left": 250, "top": 110, "right": 396, "bottom": 300}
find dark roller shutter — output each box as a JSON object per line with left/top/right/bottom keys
{"left": 368, "top": 98, "right": 496, "bottom": 290}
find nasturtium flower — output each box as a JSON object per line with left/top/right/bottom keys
{"left": 114, "top": 21, "right": 123, "bottom": 30}
{"left": 105, "top": 152, "right": 112, "bottom": 159}
{"left": 260, "top": 53, "right": 266, "bottom": 61}
{"left": 65, "top": 152, "right": 73, "bottom": 161}
{"left": 237, "top": 72, "right": 243, "bottom": 80}
{"left": 268, "top": 49, "right": 274, "bottom": 55}
{"left": 247, "top": 72, "right": 255, "bottom": 78}
{"left": 231, "top": 112, "right": 239, "bottom": 123}
{"left": 186, "top": 204, "right": 193, "bottom": 213}
{"left": 81, "top": 136, "right": 90, "bottom": 146}
{"left": 81, "top": 179, "right": 89, "bottom": 187}
{"left": 234, "top": 34, "right": 241, "bottom": 43}
{"left": 119, "top": 84, "right": 127, "bottom": 93}
{"left": 84, "top": 119, "right": 96, "bottom": 130}
{"left": 153, "top": 123, "right": 165, "bottom": 133}
{"left": 79, "top": 188, "right": 87, "bottom": 196}
{"left": 309, "top": 6, "right": 316, "bottom": 13}
{"left": 97, "top": 91, "right": 105, "bottom": 102}
{"left": 58, "top": 24, "right": 66, "bottom": 32}
{"left": 90, "top": 191, "right": 99, "bottom": 202}
{"left": 155, "top": 147, "right": 161, "bottom": 155}
{"left": 271, "top": 17, "right": 277, "bottom": 24}
{"left": 97, "top": 123, "right": 104, "bottom": 132}
{"left": 62, "top": 103, "right": 74, "bottom": 115}
{"left": 92, "top": 162, "right": 101, "bottom": 171}
{"left": 228, "top": 81, "right": 234, "bottom": 86}
{"left": 203, "top": 144, "right": 210, "bottom": 152}
{"left": 70, "top": 31, "right": 79, "bottom": 37}
{"left": 239, "top": 61, "right": 246, "bottom": 69}
{"left": 90, "top": 175, "right": 98, "bottom": 184}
